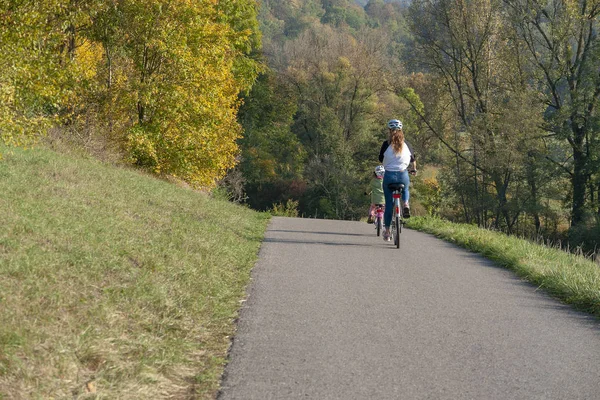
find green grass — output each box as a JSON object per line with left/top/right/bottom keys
{"left": 406, "top": 216, "right": 600, "bottom": 318}
{"left": 0, "top": 146, "right": 270, "bottom": 399}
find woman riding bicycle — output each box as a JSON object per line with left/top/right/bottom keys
{"left": 379, "top": 119, "right": 417, "bottom": 241}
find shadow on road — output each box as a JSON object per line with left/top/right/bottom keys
{"left": 263, "top": 237, "right": 379, "bottom": 247}
{"left": 269, "top": 229, "right": 373, "bottom": 238}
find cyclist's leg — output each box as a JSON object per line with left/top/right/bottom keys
{"left": 367, "top": 203, "right": 375, "bottom": 223}
{"left": 398, "top": 169, "right": 411, "bottom": 217}
{"left": 382, "top": 171, "right": 394, "bottom": 228}
{"left": 368, "top": 204, "right": 375, "bottom": 215}
{"left": 397, "top": 169, "right": 410, "bottom": 203}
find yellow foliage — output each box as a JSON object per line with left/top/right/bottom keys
{"left": 414, "top": 175, "right": 443, "bottom": 216}
{"left": 337, "top": 56, "right": 351, "bottom": 70}
{"left": 0, "top": 0, "right": 262, "bottom": 188}
{"left": 112, "top": 0, "right": 261, "bottom": 188}
{"left": 73, "top": 41, "right": 103, "bottom": 82}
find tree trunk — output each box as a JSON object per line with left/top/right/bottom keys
{"left": 597, "top": 182, "right": 600, "bottom": 219}
{"left": 532, "top": 185, "right": 541, "bottom": 233}
{"left": 571, "top": 126, "right": 587, "bottom": 225}
{"left": 457, "top": 154, "right": 470, "bottom": 223}
{"left": 137, "top": 103, "right": 145, "bottom": 124}
{"left": 526, "top": 154, "right": 541, "bottom": 233}
{"left": 106, "top": 46, "right": 112, "bottom": 89}
{"left": 138, "top": 46, "right": 148, "bottom": 124}
{"left": 67, "top": 24, "right": 76, "bottom": 61}
{"left": 473, "top": 144, "right": 481, "bottom": 226}
{"left": 493, "top": 173, "right": 511, "bottom": 233}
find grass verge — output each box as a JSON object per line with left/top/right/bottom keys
{"left": 406, "top": 216, "right": 600, "bottom": 318}
{"left": 0, "top": 145, "right": 270, "bottom": 399}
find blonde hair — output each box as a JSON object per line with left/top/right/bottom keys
{"left": 389, "top": 128, "right": 404, "bottom": 154}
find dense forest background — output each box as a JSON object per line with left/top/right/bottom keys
{"left": 235, "top": 0, "right": 426, "bottom": 220}
{"left": 231, "top": 0, "right": 600, "bottom": 254}
{"left": 2, "top": 0, "right": 600, "bottom": 253}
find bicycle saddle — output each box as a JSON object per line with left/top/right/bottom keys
{"left": 387, "top": 183, "right": 405, "bottom": 191}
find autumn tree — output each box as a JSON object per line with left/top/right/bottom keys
{"left": 1, "top": 0, "right": 262, "bottom": 189}
{"left": 88, "top": 0, "right": 262, "bottom": 187}
{"left": 0, "top": 1, "right": 97, "bottom": 147}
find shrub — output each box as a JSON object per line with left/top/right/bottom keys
{"left": 269, "top": 199, "right": 299, "bottom": 217}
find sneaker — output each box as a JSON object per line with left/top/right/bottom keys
{"left": 402, "top": 201, "right": 410, "bottom": 218}
{"left": 383, "top": 229, "right": 391, "bottom": 241}
{"left": 367, "top": 216, "right": 374, "bottom": 224}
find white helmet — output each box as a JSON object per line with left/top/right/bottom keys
{"left": 375, "top": 165, "right": 385, "bottom": 177}
{"left": 387, "top": 119, "right": 402, "bottom": 130}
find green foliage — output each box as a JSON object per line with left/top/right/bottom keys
{"left": 269, "top": 199, "right": 300, "bottom": 217}
{"left": 568, "top": 219, "right": 600, "bottom": 256}
{"left": 236, "top": 70, "right": 308, "bottom": 211}
{"left": 321, "top": 1, "right": 367, "bottom": 30}
{"left": 412, "top": 175, "right": 442, "bottom": 216}
{"left": 238, "top": 71, "right": 305, "bottom": 183}
{"left": 280, "top": 25, "right": 398, "bottom": 219}
{"left": 400, "top": 0, "right": 600, "bottom": 253}
{"left": 238, "top": 0, "right": 416, "bottom": 220}
{"left": 245, "top": 0, "right": 599, "bottom": 254}
{"left": 503, "top": 0, "right": 600, "bottom": 226}
{"left": 399, "top": 88, "right": 423, "bottom": 115}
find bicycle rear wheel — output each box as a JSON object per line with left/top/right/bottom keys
{"left": 395, "top": 215, "right": 400, "bottom": 248}
{"left": 376, "top": 217, "right": 381, "bottom": 236}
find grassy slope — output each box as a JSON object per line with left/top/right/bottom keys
{"left": 406, "top": 216, "right": 600, "bottom": 318}
{"left": 0, "top": 146, "right": 269, "bottom": 399}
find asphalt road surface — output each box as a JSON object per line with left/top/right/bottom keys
{"left": 218, "top": 217, "right": 600, "bottom": 400}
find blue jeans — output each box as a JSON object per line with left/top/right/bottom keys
{"left": 383, "top": 170, "right": 410, "bottom": 228}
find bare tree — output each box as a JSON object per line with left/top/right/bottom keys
{"left": 503, "top": 0, "right": 600, "bottom": 225}
{"left": 407, "top": 0, "right": 546, "bottom": 231}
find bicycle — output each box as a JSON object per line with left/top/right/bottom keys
{"left": 373, "top": 204, "right": 385, "bottom": 236}
{"left": 387, "top": 183, "right": 404, "bottom": 249}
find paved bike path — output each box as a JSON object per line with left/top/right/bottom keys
{"left": 218, "top": 217, "right": 600, "bottom": 400}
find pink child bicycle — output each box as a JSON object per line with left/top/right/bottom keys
{"left": 373, "top": 204, "right": 385, "bottom": 237}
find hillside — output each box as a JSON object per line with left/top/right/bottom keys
{"left": 354, "top": 0, "right": 408, "bottom": 5}
{"left": 0, "top": 146, "right": 269, "bottom": 399}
